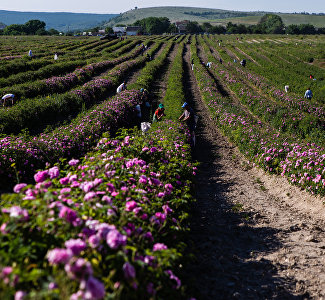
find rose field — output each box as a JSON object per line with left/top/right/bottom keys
{"left": 0, "top": 34, "right": 325, "bottom": 299}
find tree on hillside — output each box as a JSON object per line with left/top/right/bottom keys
{"left": 168, "top": 23, "right": 178, "bottom": 34}
{"left": 105, "top": 27, "right": 114, "bottom": 34}
{"left": 134, "top": 17, "right": 170, "bottom": 34}
{"left": 202, "top": 22, "right": 212, "bottom": 32}
{"left": 299, "top": 24, "right": 316, "bottom": 34}
{"left": 24, "top": 20, "right": 46, "bottom": 35}
{"left": 209, "top": 25, "right": 226, "bottom": 34}
{"left": 48, "top": 28, "right": 60, "bottom": 35}
{"left": 3, "top": 19, "right": 47, "bottom": 35}
{"left": 286, "top": 24, "right": 300, "bottom": 34}
{"left": 3, "top": 24, "right": 26, "bottom": 35}
{"left": 258, "top": 14, "right": 285, "bottom": 34}
{"left": 226, "top": 22, "right": 238, "bottom": 33}
{"left": 186, "top": 21, "right": 202, "bottom": 33}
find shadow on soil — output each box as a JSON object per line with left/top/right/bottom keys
{"left": 181, "top": 44, "right": 307, "bottom": 300}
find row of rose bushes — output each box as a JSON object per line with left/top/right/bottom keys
{"left": 0, "top": 60, "right": 87, "bottom": 89}
{"left": 61, "top": 38, "right": 108, "bottom": 52}
{"left": 0, "top": 40, "right": 145, "bottom": 101}
{"left": 0, "top": 120, "right": 195, "bottom": 299}
{"left": 0, "top": 37, "right": 125, "bottom": 79}
{"left": 0, "top": 90, "right": 142, "bottom": 189}
{"left": 0, "top": 41, "right": 161, "bottom": 135}
{"left": 0, "top": 39, "right": 92, "bottom": 76}
{"left": 0, "top": 39, "right": 167, "bottom": 186}
{"left": 161, "top": 42, "right": 186, "bottom": 119}
{"left": 13, "top": 38, "right": 113, "bottom": 61}
{"left": 0, "top": 39, "right": 142, "bottom": 92}
{"left": 198, "top": 37, "right": 325, "bottom": 147}
{"left": 0, "top": 35, "right": 93, "bottom": 53}
{"left": 191, "top": 40, "right": 325, "bottom": 196}
{"left": 204, "top": 36, "right": 325, "bottom": 120}
{"left": 219, "top": 37, "right": 325, "bottom": 102}
{"left": 128, "top": 41, "right": 174, "bottom": 91}
{"left": 76, "top": 38, "right": 121, "bottom": 52}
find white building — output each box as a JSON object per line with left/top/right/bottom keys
{"left": 126, "top": 26, "right": 142, "bottom": 36}
{"left": 113, "top": 27, "right": 126, "bottom": 36}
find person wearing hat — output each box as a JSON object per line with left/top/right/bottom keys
{"left": 152, "top": 103, "right": 166, "bottom": 122}
{"left": 1, "top": 94, "right": 15, "bottom": 107}
{"left": 179, "top": 102, "right": 197, "bottom": 146}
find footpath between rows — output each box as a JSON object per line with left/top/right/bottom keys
{"left": 183, "top": 43, "right": 325, "bottom": 299}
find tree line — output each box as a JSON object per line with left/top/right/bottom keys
{"left": 187, "top": 15, "right": 325, "bottom": 34}
{"left": 113, "top": 14, "right": 325, "bottom": 35}
{"left": 0, "top": 20, "right": 60, "bottom": 35}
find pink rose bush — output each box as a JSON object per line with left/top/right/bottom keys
{"left": 0, "top": 121, "right": 196, "bottom": 299}
{"left": 191, "top": 41, "right": 325, "bottom": 195}
{"left": 0, "top": 41, "right": 164, "bottom": 189}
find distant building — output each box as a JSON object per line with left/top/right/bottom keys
{"left": 174, "top": 21, "right": 189, "bottom": 34}
{"left": 126, "top": 26, "right": 142, "bottom": 36}
{"left": 98, "top": 29, "right": 105, "bottom": 35}
{"left": 113, "top": 27, "right": 126, "bottom": 36}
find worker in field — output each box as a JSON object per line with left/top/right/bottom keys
{"left": 304, "top": 87, "right": 313, "bottom": 100}
{"left": 191, "top": 58, "right": 194, "bottom": 70}
{"left": 1, "top": 94, "right": 15, "bottom": 107}
{"left": 240, "top": 59, "right": 246, "bottom": 67}
{"left": 116, "top": 81, "right": 127, "bottom": 93}
{"left": 140, "top": 88, "right": 150, "bottom": 121}
{"left": 135, "top": 103, "right": 142, "bottom": 129}
{"left": 179, "top": 102, "right": 198, "bottom": 147}
{"left": 285, "top": 85, "right": 289, "bottom": 93}
{"left": 152, "top": 104, "right": 166, "bottom": 122}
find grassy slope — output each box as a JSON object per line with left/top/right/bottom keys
{"left": 106, "top": 6, "right": 265, "bottom": 26}
{"left": 106, "top": 7, "right": 325, "bottom": 27}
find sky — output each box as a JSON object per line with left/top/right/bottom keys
{"left": 0, "top": 0, "right": 324, "bottom": 14}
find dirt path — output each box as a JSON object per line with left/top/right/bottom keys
{"left": 183, "top": 44, "right": 325, "bottom": 299}
{"left": 149, "top": 42, "right": 179, "bottom": 106}
{"left": 123, "top": 43, "right": 166, "bottom": 86}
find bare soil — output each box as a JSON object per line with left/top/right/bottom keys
{"left": 183, "top": 44, "right": 325, "bottom": 300}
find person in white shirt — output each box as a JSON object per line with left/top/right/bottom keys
{"left": 304, "top": 88, "right": 313, "bottom": 100}
{"left": 116, "top": 82, "right": 126, "bottom": 93}
{"left": 1, "top": 94, "right": 15, "bottom": 107}
{"left": 284, "top": 85, "right": 289, "bottom": 93}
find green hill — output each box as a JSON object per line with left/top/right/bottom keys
{"left": 105, "top": 6, "right": 325, "bottom": 28}
{"left": 0, "top": 10, "right": 118, "bottom": 32}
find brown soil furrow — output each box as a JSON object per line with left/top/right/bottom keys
{"left": 150, "top": 43, "right": 179, "bottom": 107}
{"left": 184, "top": 43, "right": 325, "bottom": 299}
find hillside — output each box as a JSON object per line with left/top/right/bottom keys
{"left": 211, "top": 14, "right": 325, "bottom": 27}
{"left": 0, "top": 10, "right": 118, "bottom": 32}
{"left": 105, "top": 6, "right": 325, "bottom": 27}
